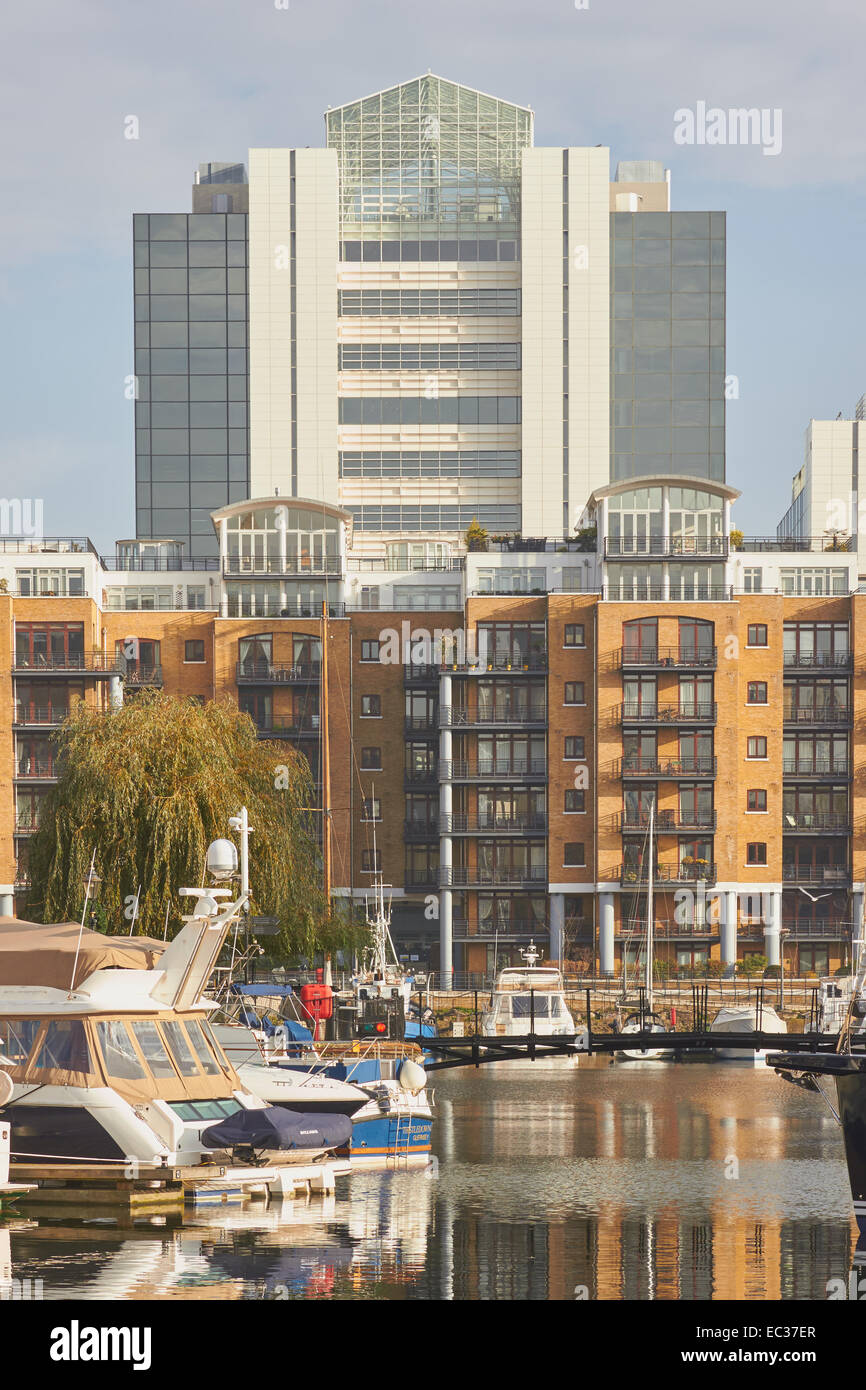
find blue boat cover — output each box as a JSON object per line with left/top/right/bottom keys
{"left": 200, "top": 1105, "right": 352, "bottom": 1152}
{"left": 231, "top": 983, "right": 296, "bottom": 998}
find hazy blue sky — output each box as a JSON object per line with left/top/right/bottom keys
{"left": 2, "top": 0, "right": 864, "bottom": 551}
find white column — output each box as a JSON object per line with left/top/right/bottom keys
{"left": 0, "top": 890, "right": 13, "bottom": 916}
{"left": 218, "top": 518, "right": 229, "bottom": 618}
{"left": 108, "top": 675, "right": 123, "bottom": 710}
{"left": 763, "top": 889, "right": 781, "bottom": 968}
{"left": 438, "top": 673, "right": 453, "bottom": 987}
{"left": 599, "top": 892, "right": 615, "bottom": 976}
{"left": 550, "top": 893, "right": 565, "bottom": 966}
{"left": 720, "top": 889, "right": 737, "bottom": 967}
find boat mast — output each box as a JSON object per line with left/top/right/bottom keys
{"left": 646, "top": 798, "right": 654, "bottom": 1015}
{"left": 321, "top": 600, "right": 332, "bottom": 982}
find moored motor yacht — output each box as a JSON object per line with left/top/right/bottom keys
{"left": 710, "top": 1002, "right": 788, "bottom": 1063}
{"left": 481, "top": 943, "right": 576, "bottom": 1039}
{"left": 0, "top": 822, "right": 351, "bottom": 1169}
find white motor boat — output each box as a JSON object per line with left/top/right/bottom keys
{"left": 710, "top": 1003, "right": 788, "bottom": 1063}
{"left": 0, "top": 819, "right": 352, "bottom": 1168}
{"left": 481, "top": 944, "right": 576, "bottom": 1039}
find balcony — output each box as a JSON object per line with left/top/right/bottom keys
{"left": 616, "top": 919, "right": 716, "bottom": 938}
{"left": 444, "top": 654, "right": 548, "bottom": 675}
{"left": 781, "top": 921, "right": 855, "bottom": 939}
{"left": 604, "top": 536, "right": 728, "bottom": 560}
{"left": 404, "top": 715, "right": 438, "bottom": 734}
{"left": 617, "top": 703, "right": 717, "bottom": 726}
{"left": 121, "top": 665, "right": 163, "bottom": 688}
{"left": 619, "top": 646, "right": 717, "bottom": 670}
{"left": 404, "top": 766, "right": 439, "bottom": 787}
{"left": 783, "top": 651, "right": 853, "bottom": 671}
{"left": 14, "top": 818, "right": 41, "bottom": 836}
{"left": 404, "top": 663, "right": 439, "bottom": 684}
{"left": 12, "top": 653, "right": 123, "bottom": 677}
{"left": 14, "top": 759, "right": 57, "bottom": 782}
{"left": 223, "top": 556, "right": 343, "bottom": 577}
{"left": 782, "top": 814, "right": 850, "bottom": 834}
{"left": 617, "top": 863, "right": 718, "bottom": 887}
{"left": 444, "top": 758, "right": 548, "bottom": 782}
{"left": 236, "top": 661, "right": 321, "bottom": 685}
{"left": 404, "top": 868, "right": 439, "bottom": 889}
{"left": 404, "top": 819, "right": 439, "bottom": 841}
{"left": 441, "top": 866, "right": 548, "bottom": 888}
{"left": 619, "top": 810, "right": 716, "bottom": 833}
{"left": 782, "top": 707, "right": 851, "bottom": 727}
{"left": 348, "top": 557, "right": 465, "bottom": 573}
{"left": 0, "top": 536, "right": 99, "bottom": 557}
{"left": 617, "top": 756, "right": 717, "bottom": 780}
{"left": 13, "top": 704, "right": 69, "bottom": 728}
{"left": 442, "top": 813, "right": 547, "bottom": 835}
{"left": 781, "top": 864, "right": 849, "bottom": 885}
{"left": 440, "top": 707, "right": 547, "bottom": 729}
{"left": 782, "top": 760, "right": 851, "bottom": 780}
{"left": 452, "top": 921, "right": 550, "bottom": 941}
{"left": 253, "top": 716, "right": 320, "bottom": 739}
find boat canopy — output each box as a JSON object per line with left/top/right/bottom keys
{"left": 0, "top": 918, "right": 166, "bottom": 991}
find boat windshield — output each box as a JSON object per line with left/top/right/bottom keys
{"left": 497, "top": 970, "right": 563, "bottom": 991}
{"left": 511, "top": 995, "right": 562, "bottom": 1019}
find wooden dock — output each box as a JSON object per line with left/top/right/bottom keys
{"left": 8, "top": 1159, "right": 342, "bottom": 1211}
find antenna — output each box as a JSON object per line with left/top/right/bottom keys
{"left": 69, "top": 849, "right": 99, "bottom": 996}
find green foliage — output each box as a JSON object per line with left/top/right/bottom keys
{"left": 739, "top": 953, "right": 768, "bottom": 978}
{"left": 25, "top": 692, "right": 368, "bottom": 960}
{"left": 729, "top": 528, "right": 744, "bottom": 550}
{"left": 574, "top": 525, "right": 597, "bottom": 551}
{"left": 465, "top": 517, "right": 489, "bottom": 551}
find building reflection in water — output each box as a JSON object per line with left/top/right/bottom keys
{"left": 1, "top": 1060, "right": 859, "bottom": 1300}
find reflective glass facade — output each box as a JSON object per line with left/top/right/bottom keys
{"left": 610, "top": 211, "right": 726, "bottom": 483}
{"left": 326, "top": 74, "right": 532, "bottom": 244}
{"left": 133, "top": 211, "right": 250, "bottom": 557}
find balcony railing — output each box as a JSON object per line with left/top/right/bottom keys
{"left": 444, "top": 758, "right": 548, "bottom": 780}
{"left": 13, "top": 705, "right": 69, "bottom": 726}
{"left": 441, "top": 866, "right": 548, "bottom": 888}
{"left": 404, "top": 716, "right": 438, "bottom": 733}
{"left": 781, "top": 921, "right": 855, "bottom": 939}
{"left": 604, "top": 536, "right": 728, "bottom": 559}
{"left": 404, "top": 868, "right": 439, "bottom": 888}
{"left": 0, "top": 536, "right": 99, "bottom": 557}
{"left": 619, "top": 646, "right": 717, "bottom": 670}
{"left": 617, "top": 919, "right": 716, "bottom": 938}
{"left": 12, "top": 653, "right": 123, "bottom": 675}
{"left": 619, "top": 811, "right": 716, "bottom": 833}
{"left": 605, "top": 587, "right": 733, "bottom": 603}
{"left": 452, "top": 921, "right": 551, "bottom": 940}
{"left": 783, "top": 652, "right": 853, "bottom": 670}
{"left": 100, "top": 556, "right": 219, "bottom": 571}
{"left": 253, "top": 716, "right": 320, "bottom": 738}
{"left": 236, "top": 661, "right": 322, "bottom": 684}
{"left": 14, "top": 817, "right": 41, "bottom": 834}
{"left": 781, "top": 864, "right": 849, "bottom": 884}
{"left": 443, "top": 813, "right": 547, "bottom": 834}
{"left": 15, "top": 760, "right": 57, "bottom": 780}
{"left": 404, "top": 663, "right": 439, "bottom": 683}
{"left": 782, "top": 759, "right": 851, "bottom": 778}
{"left": 617, "top": 703, "right": 717, "bottom": 725}
{"left": 404, "top": 819, "right": 439, "bottom": 840}
{"left": 783, "top": 707, "right": 851, "bottom": 726}
{"left": 348, "top": 557, "right": 465, "bottom": 573}
{"left": 617, "top": 863, "right": 718, "bottom": 886}
{"left": 618, "top": 756, "right": 717, "bottom": 779}
{"left": 404, "top": 766, "right": 439, "bottom": 785}
{"left": 740, "top": 535, "right": 855, "bottom": 553}
{"left": 223, "top": 556, "right": 343, "bottom": 576}
{"left": 783, "top": 814, "right": 850, "bottom": 833}
{"left": 444, "top": 654, "right": 548, "bottom": 674}
{"left": 121, "top": 665, "right": 163, "bottom": 687}
{"left": 440, "top": 707, "right": 547, "bottom": 728}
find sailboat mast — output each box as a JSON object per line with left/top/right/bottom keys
{"left": 321, "top": 601, "right": 332, "bottom": 982}
{"left": 646, "top": 798, "right": 654, "bottom": 1013}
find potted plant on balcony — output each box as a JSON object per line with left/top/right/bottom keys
{"left": 729, "top": 528, "right": 744, "bottom": 551}
{"left": 465, "top": 518, "right": 489, "bottom": 552}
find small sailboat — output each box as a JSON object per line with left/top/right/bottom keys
{"left": 617, "top": 800, "right": 675, "bottom": 1060}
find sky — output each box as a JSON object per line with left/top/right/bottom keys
{"left": 1, "top": 0, "right": 864, "bottom": 552}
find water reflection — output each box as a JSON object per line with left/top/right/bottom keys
{"left": 2, "top": 1060, "right": 859, "bottom": 1300}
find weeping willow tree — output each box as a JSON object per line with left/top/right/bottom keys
{"left": 25, "top": 692, "right": 368, "bottom": 960}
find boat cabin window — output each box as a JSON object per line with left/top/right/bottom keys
{"left": 131, "top": 1021, "right": 177, "bottom": 1079}
{"left": 0, "top": 1018, "right": 40, "bottom": 1066}
{"left": 185, "top": 1020, "right": 221, "bottom": 1075}
{"left": 200, "top": 1019, "right": 233, "bottom": 1071}
{"left": 96, "top": 1021, "right": 148, "bottom": 1080}
{"left": 170, "top": 1099, "right": 240, "bottom": 1122}
{"left": 511, "top": 995, "right": 556, "bottom": 1019}
{"left": 31, "top": 1020, "right": 91, "bottom": 1073}
{"left": 162, "top": 1021, "right": 202, "bottom": 1077}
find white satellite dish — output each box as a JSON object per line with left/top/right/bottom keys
{"left": 0, "top": 1071, "right": 14, "bottom": 1107}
